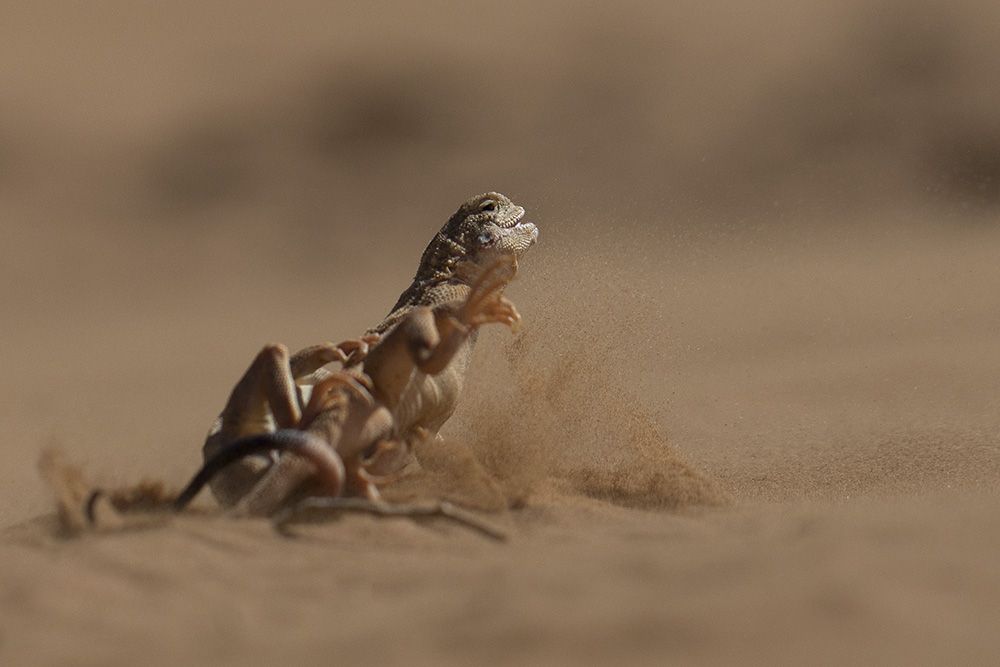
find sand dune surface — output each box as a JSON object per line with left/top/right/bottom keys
{"left": 3, "top": 2, "right": 1000, "bottom": 664}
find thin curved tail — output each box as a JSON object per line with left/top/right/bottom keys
{"left": 173, "top": 430, "right": 344, "bottom": 511}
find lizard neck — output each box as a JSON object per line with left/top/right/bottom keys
{"left": 387, "top": 230, "right": 464, "bottom": 313}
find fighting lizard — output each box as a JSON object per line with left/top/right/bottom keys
{"left": 192, "top": 192, "right": 538, "bottom": 516}
{"left": 44, "top": 259, "right": 521, "bottom": 538}
{"left": 355, "top": 191, "right": 538, "bottom": 448}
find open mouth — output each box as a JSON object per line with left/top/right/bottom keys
{"left": 514, "top": 221, "right": 539, "bottom": 243}
{"left": 505, "top": 206, "right": 538, "bottom": 242}
{"left": 498, "top": 205, "right": 527, "bottom": 228}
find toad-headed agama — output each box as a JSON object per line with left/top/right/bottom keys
{"left": 180, "top": 193, "right": 539, "bottom": 518}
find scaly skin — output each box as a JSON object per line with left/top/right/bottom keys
{"left": 283, "top": 191, "right": 538, "bottom": 476}
{"left": 183, "top": 257, "right": 523, "bottom": 517}
{"left": 197, "top": 192, "right": 538, "bottom": 513}
{"left": 359, "top": 191, "right": 538, "bottom": 438}
{"left": 373, "top": 191, "right": 537, "bottom": 335}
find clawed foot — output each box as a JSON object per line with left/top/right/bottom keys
{"left": 290, "top": 342, "right": 346, "bottom": 378}
{"left": 460, "top": 256, "right": 522, "bottom": 332}
{"left": 466, "top": 295, "right": 521, "bottom": 332}
{"left": 335, "top": 334, "right": 382, "bottom": 367}
{"left": 298, "top": 334, "right": 381, "bottom": 370}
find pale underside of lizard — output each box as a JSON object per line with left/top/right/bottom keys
{"left": 359, "top": 191, "right": 538, "bottom": 436}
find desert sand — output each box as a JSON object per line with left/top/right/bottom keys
{"left": 2, "top": 2, "right": 1000, "bottom": 665}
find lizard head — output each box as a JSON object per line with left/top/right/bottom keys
{"left": 460, "top": 192, "right": 539, "bottom": 260}
{"left": 418, "top": 192, "right": 538, "bottom": 284}
{"left": 382, "top": 192, "right": 539, "bottom": 321}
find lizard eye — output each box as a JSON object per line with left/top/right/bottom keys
{"left": 479, "top": 200, "right": 496, "bottom": 212}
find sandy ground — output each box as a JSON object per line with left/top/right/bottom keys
{"left": 2, "top": 2, "right": 1000, "bottom": 665}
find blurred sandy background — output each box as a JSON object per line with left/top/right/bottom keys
{"left": 2, "top": 1, "right": 1000, "bottom": 664}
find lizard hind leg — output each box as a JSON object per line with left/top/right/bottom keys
{"left": 203, "top": 343, "right": 309, "bottom": 507}
{"left": 223, "top": 343, "right": 304, "bottom": 431}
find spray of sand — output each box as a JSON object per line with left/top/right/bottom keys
{"left": 407, "top": 245, "right": 729, "bottom": 512}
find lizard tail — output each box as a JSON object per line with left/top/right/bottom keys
{"left": 173, "top": 430, "right": 345, "bottom": 511}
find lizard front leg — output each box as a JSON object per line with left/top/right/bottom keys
{"left": 363, "top": 257, "right": 522, "bottom": 410}
{"left": 411, "top": 257, "right": 522, "bottom": 376}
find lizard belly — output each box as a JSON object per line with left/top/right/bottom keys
{"left": 393, "top": 344, "right": 471, "bottom": 435}
{"left": 394, "top": 367, "right": 463, "bottom": 435}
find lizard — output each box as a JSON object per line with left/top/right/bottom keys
{"left": 352, "top": 190, "right": 538, "bottom": 447}
{"left": 199, "top": 191, "right": 538, "bottom": 512}
{"left": 51, "top": 258, "right": 521, "bottom": 538}
{"left": 178, "top": 257, "right": 523, "bottom": 524}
